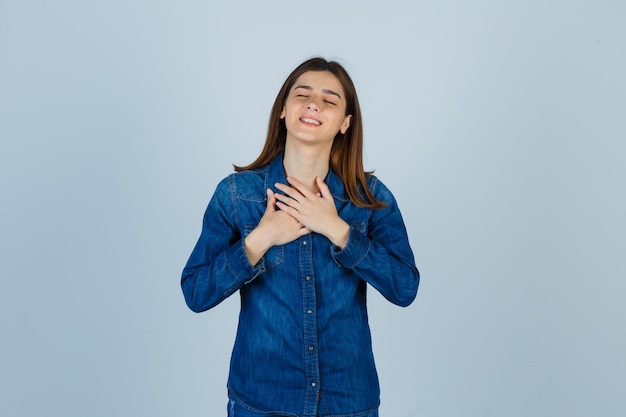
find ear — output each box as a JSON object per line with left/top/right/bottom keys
{"left": 280, "top": 107, "right": 286, "bottom": 119}
{"left": 340, "top": 114, "right": 352, "bottom": 134}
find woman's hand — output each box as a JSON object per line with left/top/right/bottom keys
{"left": 244, "top": 188, "right": 311, "bottom": 265}
{"left": 274, "top": 176, "right": 350, "bottom": 248}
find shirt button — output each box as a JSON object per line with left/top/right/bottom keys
{"left": 309, "top": 346, "right": 314, "bottom": 351}
{"left": 311, "top": 382, "right": 317, "bottom": 387}
{"left": 305, "top": 276, "right": 311, "bottom": 281}
{"left": 302, "top": 241, "right": 308, "bottom": 245}
{"left": 306, "top": 309, "right": 313, "bottom": 314}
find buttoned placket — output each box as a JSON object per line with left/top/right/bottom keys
{"left": 300, "top": 235, "right": 320, "bottom": 417}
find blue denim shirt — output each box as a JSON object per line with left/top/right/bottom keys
{"left": 182, "top": 154, "right": 419, "bottom": 417}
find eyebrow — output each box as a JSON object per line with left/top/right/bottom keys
{"left": 294, "top": 85, "right": 342, "bottom": 100}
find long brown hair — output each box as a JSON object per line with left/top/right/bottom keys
{"left": 234, "top": 57, "right": 386, "bottom": 209}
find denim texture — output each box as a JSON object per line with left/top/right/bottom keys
{"left": 228, "top": 395, "right": 380, "bottom": 417}
{"left": 182, "top": 154, "right": 419, "bottom": 417}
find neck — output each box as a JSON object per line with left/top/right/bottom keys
{"left": 283, "top": 141, "right": 331, "bottom": 192}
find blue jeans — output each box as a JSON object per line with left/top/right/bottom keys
{"left": 227, "top": 397, "right": 379, "bottom": 417}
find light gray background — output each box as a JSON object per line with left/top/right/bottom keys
{"left": 1, "top": 1, "right": 624, "bottom": 416}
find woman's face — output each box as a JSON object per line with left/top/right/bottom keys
{"left": 280, "top": 71, "right": 352, "bottom": 148}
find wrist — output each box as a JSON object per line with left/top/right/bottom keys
{"left": 244, "top": 229, "right": 271, "bottom": 266}
{"left": 327, "top": 220, "right": 350, "bottom": 249}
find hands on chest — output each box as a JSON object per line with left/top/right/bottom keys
{"left": 244, "top": 176, "right": 350, "bottom": 266}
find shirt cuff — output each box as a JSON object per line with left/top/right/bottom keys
{"left": 331, "top": 226, "right": 371, "bottom": 268}
{"left": 225, "top": 239, "right": 265, "bottom": 287}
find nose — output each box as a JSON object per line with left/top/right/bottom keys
{"left": 306, "top": 100, "right": 320, "bottom": 112}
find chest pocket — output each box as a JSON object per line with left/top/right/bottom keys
{"left": 244, "top": 225, "right": 285, "bottom": 269}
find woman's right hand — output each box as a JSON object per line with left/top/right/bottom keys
{"left": 244, "top": 188, "right": 310, "bottom": 265}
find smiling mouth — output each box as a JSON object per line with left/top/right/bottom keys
{"left": 300, "top": 117, "right": 321, "bottom": 126}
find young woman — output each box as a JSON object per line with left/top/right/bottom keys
{"left": 181, "top": 57, "right": 419, "bottom": 417}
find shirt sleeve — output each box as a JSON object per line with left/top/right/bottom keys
{"left": 181, "top": 176, "right": 265, "bottom": 313}
{"left": 331, "top": 178, "right": 419, "bottom": 307}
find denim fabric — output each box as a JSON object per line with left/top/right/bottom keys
{"left": 227, "top": 394, "right": 380, "bottom": 417}
{"left": 182, "top": 154, "right": 418, "bottom": 417}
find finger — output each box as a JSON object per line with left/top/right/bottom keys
{"left": 316, "top": 176, "right": 333, "bottom": 200}
{"left": 274, "top": 182, "right": 302, "bottom": 201}
{"left": 266, "top": 188, "right": 277, "bottom": 211}
{"left": 286, "top": 176, "right": 315, "bottom": 199}
{"left": 275, "top": 200, "right": 300, "bottom": 220}
{"left": 298, "top": 226, "right": 312, "bottom": 236}
{"left": 274, "top": 191, "right": 299, "bottom": 208}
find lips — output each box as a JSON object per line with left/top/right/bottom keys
{"left": 300, "top": 116, "right": 321, "bottom": 126}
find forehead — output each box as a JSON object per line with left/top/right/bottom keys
{"left": 291, "top": 71, "right": 345, "bottom": 96}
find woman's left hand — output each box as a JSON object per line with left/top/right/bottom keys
{"left": 274, "top": 176, "right": 350, "bottom": 248}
